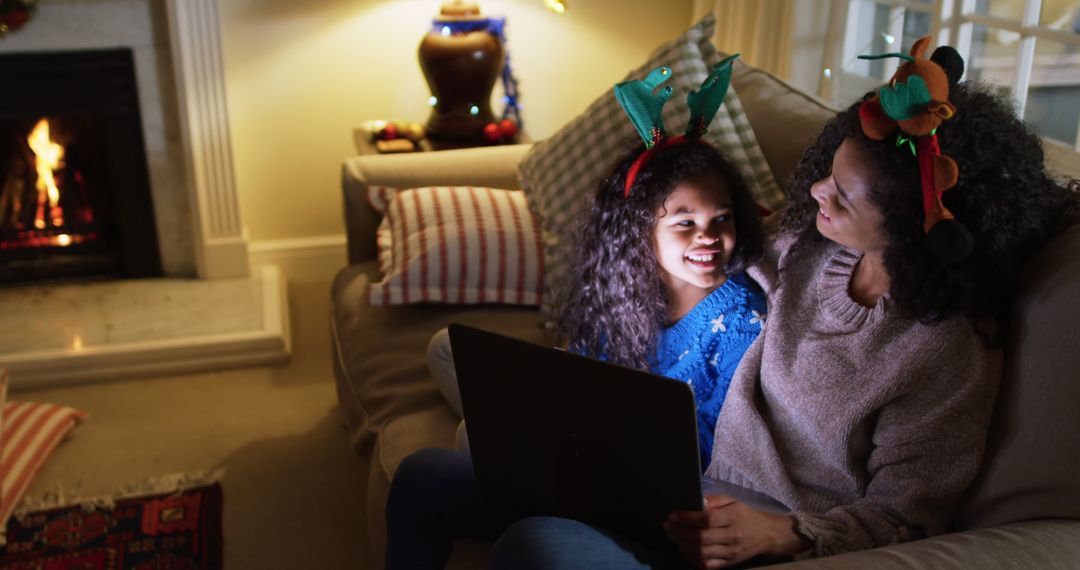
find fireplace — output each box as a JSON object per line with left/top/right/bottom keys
{"left": 0, "top": 48, "right": 161, "bottom": 285}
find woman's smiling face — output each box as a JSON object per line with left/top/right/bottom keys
{"left": 810, "top": 137, "right": 889, "bottom": 254}
{"left": 653, "top": 173, "right": 736, "bottom": 302}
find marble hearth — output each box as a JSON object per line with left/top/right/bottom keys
{"left": 0, "top": 266, "right": 289, "bottom": 387}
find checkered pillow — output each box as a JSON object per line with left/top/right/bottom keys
{"left": 517, "top": 13, "right": 781, "bottom": 319}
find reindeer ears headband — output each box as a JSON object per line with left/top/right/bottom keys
{"left": 857, "top": 36, "right": 973, "bottom": 266}
{"left": 613, "top": 54, "right": 739, "bottom": 197}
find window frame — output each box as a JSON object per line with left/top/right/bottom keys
{"left": 831, "top": 0, "right": 1080, "bottom": 151}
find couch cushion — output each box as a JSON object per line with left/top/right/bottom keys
{"left": 517, "top": 13, "right": 780, "bottom": 320}
{"left": 770, "top": 520, "right": 1080, "bottom": 569}
{"left": 728, "top": 64, "right": 836, "bottom": 191}
{"left": 331, "top": 262, "right": 547, "bottom": 460}
{"left": 333, "top": 263, "right": 548, "bottom": 569}
{"left": 954, "top": 225, "right": 1080, "bottom": 529}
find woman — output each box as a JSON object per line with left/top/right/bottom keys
{"left": 657, "top": 80, "right": 1080, "bottom": 567}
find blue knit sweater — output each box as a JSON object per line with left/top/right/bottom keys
{"left": 652, "top": 273, "right": 767, "bottom": 470}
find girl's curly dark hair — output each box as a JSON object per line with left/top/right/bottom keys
{"left": 557, "top": 140, "right": 765, "bottom": 370}
{"left": 781, "top": 81, "right": 1080, "bottom": 340}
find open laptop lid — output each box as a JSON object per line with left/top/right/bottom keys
{"left": 448, "top": 323, "right": 703, "bottom": 549}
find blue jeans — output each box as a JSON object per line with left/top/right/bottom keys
{"left": 385, "top": 448, "right": 686, "bottom": 570}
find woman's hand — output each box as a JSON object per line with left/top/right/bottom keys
{"left": 663, "top": 495, "right": 807, "bottom": 569}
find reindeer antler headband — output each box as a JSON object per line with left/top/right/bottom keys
{"left": 858, "top": 36, "right": 973, "bottom": 266}
{"left": 614, "top": 54, "right": 739, "bottom": 198}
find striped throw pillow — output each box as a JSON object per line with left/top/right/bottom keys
{"left": 517, "top": 13, "right": 781, "bottom": 321}
{"left": 0, "top": 369, "right": 88, "bottom": 531}
{"left": 368, "top": 186, "right": 545, "bottom": 306}
{"left": 366, "top": 185, "right": 396, "bottom": 214}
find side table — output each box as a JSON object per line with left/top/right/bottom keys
{"left": 352, "top": 127, "right": 529, "bottom": 155}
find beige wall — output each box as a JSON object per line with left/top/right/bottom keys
{"left": 218, "top": 0, "right": 693, "bottom": 243}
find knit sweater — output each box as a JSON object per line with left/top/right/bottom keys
{"left": 705, "top": 234, "right": 1002, "bottom": 558}
{"left": 653, "top": 273, "right": 767, "bottom": 469}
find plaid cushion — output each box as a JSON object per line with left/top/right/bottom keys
{"left": 517, "top": 13, "right": 781, "bottom": 318}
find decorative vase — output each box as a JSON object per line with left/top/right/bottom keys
{"left": 418, "top": 2, "right": 504, "bottom": 142}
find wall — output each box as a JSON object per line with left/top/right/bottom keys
{"left": 217, "top": 0, "right": 693, "bottom": 244}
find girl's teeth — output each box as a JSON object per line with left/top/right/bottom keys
{"left": 687, "top": 254, "right": 715, "bottom": 262}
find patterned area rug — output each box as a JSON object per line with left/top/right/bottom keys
{"left": 0, "top": 477, "right": 223, "bottom": 569}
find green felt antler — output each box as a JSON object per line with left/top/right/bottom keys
{"left": 686, "top": 53, "right": 739, "bottom": 137}
{"left": 614, "top": 66, "right": 674, "bottom": 149}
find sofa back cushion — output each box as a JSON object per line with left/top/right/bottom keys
{"left": 728, "top": 64, "right": 836, "bottom": 191}
{"left": 954, "top": 224, "right": 1080, "bottom": 529}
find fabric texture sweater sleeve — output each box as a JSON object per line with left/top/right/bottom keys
{"left": 706, "top": 238, "right": 1003, "bottom": 559}
{"left": 789, "top": 318, "right": 999, "bottom": 557}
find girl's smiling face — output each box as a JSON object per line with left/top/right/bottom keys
{"left": 653, "top": 173, "right": 736, "bottom": 308}
{"left": 810, "top": 137, "right": 889, "bottom": 254}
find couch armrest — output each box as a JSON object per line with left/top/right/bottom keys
{"left": 341, "top": 143, "right": 533, "bottom": 264}
{"left": 773, "top": 519, "right": 1080, "bottom": 569}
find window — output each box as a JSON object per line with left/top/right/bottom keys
{"left": 824, "top": 0, "right": 1080, "bottom": 149}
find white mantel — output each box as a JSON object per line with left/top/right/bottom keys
{"left": 167, "top": 0, "right": 248, "bottom": 278}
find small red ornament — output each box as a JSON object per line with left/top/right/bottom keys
{"left": 498, "top": 119, "right": 518, "bottom": 139}
{"left": 381, "top": 123, "right": 398, "bottom": 141}
{"left": 5, "top": 9, "right": 29, "bottom": 30}
{"left": 482, "top": 122, "right": 502, "bottom": 143}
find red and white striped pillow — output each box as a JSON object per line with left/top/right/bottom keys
{"left": 369, "top": 186, "right": 545, "bottom": 306}
{"left": 0, "top": 369, "right": 88, "bottom": 532}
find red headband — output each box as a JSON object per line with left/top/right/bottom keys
{"left": 623, "top": 136, "right": 693, "bottom": 198}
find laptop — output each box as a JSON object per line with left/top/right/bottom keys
{"left": 447, "top": 323, "right": 786, "bottom": 552}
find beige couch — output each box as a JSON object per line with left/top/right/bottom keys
{"left": 332, "top": 62, "right": 1080, "bottom": 568}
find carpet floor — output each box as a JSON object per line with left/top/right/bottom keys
{"left": 10, "top": 252, "right": 372, "bottom": 569}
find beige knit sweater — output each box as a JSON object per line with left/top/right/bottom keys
{"left": 705, "top": 233, "right": 1002, "bottom": 558}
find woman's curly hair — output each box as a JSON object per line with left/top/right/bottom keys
{"left": 781, "top": 81, "right": 1080, "bottom": 340}
{"left": 557, "top": 140, "right": 764, "bottom": 370}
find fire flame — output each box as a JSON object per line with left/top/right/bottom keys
{"left": 27, "top": 118, "right": 65, "bottom": 229}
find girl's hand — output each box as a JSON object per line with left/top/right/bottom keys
{"left": 662, "top": 495, "right": 807, "bottom": 569}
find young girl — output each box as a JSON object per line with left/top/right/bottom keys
{"left": 557, "top": 138, "right": 766, "bottom": 469}
{"left": 429, "top": 60, "right": 765, "bottom": 466}
{"left": 390, "top": 61, "right": 770, "bottom": 568}
{"left": 429, "top": 137, "right": 766, "bottom": 467}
